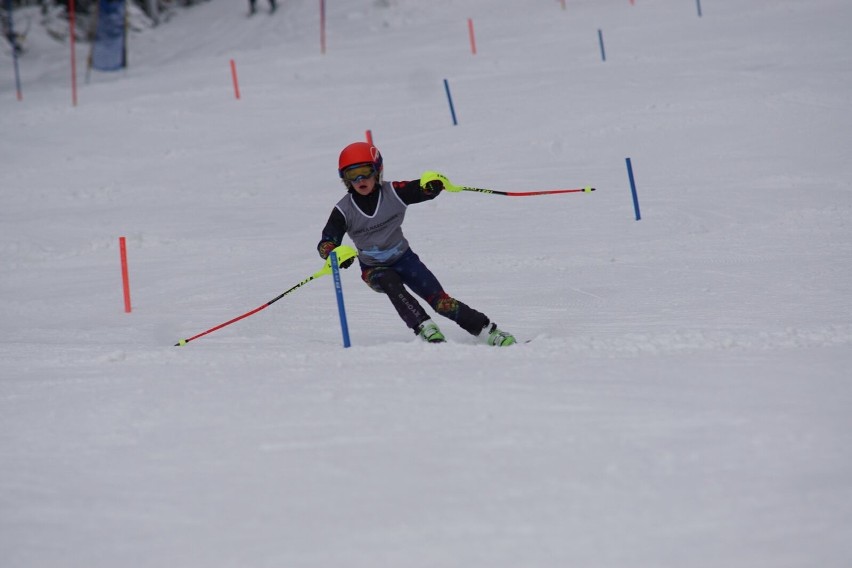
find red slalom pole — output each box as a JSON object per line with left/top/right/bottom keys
{"left": 69, "top": 0, "right": 77, "bottom": 106}
{"left": 119, "top": 237, "right": 132, "bottom": 313}
{"left": 230, "top": 59, "right": 241, "bottom": 99}
{"left": 320, "top": 0, "right": 326, "bottom": 54}
{"left": 468, "top": 18, "right": 477, "bottom": 55}
{"left": 365, "top": 129, "right": 373, "bottom": 145}
{"left": 6, "top": 0, "right": 23, "bottom": 100}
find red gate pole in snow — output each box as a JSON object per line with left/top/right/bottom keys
{"left": 230, "top": 59, "right": 241, "bottom": 99}
{"left": 69, "top": 0, "right": 78, "bottom": 106}
{"left": 320, "top": 0, "right": 326, "bottom": 54}
{"left": 467, "top": 18, "right": 477, "bottom": 55}
{"left": 6, "top": 0, "right": 23, "bottom": 100}
{"left": 119, "top": 237, "right": 132, "bottom": 312}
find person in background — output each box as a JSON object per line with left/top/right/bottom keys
{"left": 317, "top": 142, "right": 517, "bottom": 346}
{"left": 248, "top": 0, "right": 276, "bottom": 15}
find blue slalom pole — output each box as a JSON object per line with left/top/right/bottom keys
{"left": 329, "top": 251, "right": 351, "bottom": 348}
{"left": 598, "top": 29, "right": 606, "bottom": 62}
{"left": 443, "top": 78, "right": 458, "bottom": 126}
{"left": 626, "top": 157, "right": 641, "bottom": 221}
{"left": 696, "top": 0, "right": 703, "bottom": 18}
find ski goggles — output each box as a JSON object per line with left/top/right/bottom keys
{"left": 341, "top": 164, "right": 377, "bottom": 182}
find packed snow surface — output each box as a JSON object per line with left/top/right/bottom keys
{"left": 2, "top": 0, "right": 851, "bottom": 566}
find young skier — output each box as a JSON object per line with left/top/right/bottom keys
{"left": 317, "top": 142, "right": 516, "bottom": 346}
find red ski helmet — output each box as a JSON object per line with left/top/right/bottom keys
{"left": 338, "top": 142, "right": 383, "bottom": 182}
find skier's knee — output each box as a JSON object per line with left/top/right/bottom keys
{"left": 428, "top": 292, "right": 458, "bottom": 317}
{"left": 362, "top": 266, "right": 402, "bottom": 294}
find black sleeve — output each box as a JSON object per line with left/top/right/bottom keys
{"left": 393, "top": 179, "right": 440, "bottom": 205}
{"left": 317, "top": 207, "right": 346, "bottom": 258}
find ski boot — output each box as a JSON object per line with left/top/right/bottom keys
{"left": 416, "top": 320, "right": 446, "bottom": 343}
{"left": 482, "top": 323, "right": 516, "bottom": 346}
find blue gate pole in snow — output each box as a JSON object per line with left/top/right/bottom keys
{"left": 598, "top": 29, "right": 606, "bottom": 62}
{"left": 626, "top": 157, "right": 641, "bottom": 221}
{"left": 6, "top": 0, "right": 23, "bottom": 100}
{"left": 329, "top": 251, "right": 351, "bottom": 348}
{"left": 696, "top": 0, "right": 703, "bottom": 18}
{"left": 444, "top": 79, "right": 458, "bottom": 125}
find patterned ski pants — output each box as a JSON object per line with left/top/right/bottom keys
{"left": 360, "top": 249, "right": 489, "bottom": 335}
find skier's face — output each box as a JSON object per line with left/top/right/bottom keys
{"left": 342, "top": 163, "right": 378, "bottom": 195}
{"left": 351, "top": 174, "right": 377, "bottom": 195}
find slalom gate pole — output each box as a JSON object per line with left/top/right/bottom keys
{"left": 119, "top": 237, "right": 132, "bottom": 313}
{"left": 443, "top": 79, "right": 458, "bottom": 126}
{"left": 230, "top": 59, "right": 240, "bottom": 100}
{"left": 329, "top": 251, "right": 351, "bottom": 348}
{"left": 626, "top": 157, "right": 641, "bottom": 220}
{"left": 175, "top": 246, "right": 357, "bottom": 347}
{"left": 69, "top": 0, "right": 77, "bottom": 106}
{"left": 319, "top": 0, "right": 326, "bottom": 54}
{"left": 7, "top": 0, "right": 23, "bottom": 100}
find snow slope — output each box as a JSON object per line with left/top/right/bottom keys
{"left": 2, "top": 1, "right": 851, "bottom": 566}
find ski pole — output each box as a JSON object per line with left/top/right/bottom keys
{"left": 421, "top": 173, "right": 595, "bottom": 197}
{"left": 452, "top": 183, "right": 595, "bottom": 197}
{"left": 175, "top": 245, "right": 357, "bottom": 346}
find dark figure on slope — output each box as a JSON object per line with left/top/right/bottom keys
{"left": 248, "top": 0, "right": 276, "bottom": 15}
{"left": 317, "top": 142, "right": 516, "bottom": 346}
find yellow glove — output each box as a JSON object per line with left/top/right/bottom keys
{"left": 420, "top": 171, "right": 460, "bottom": 194}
